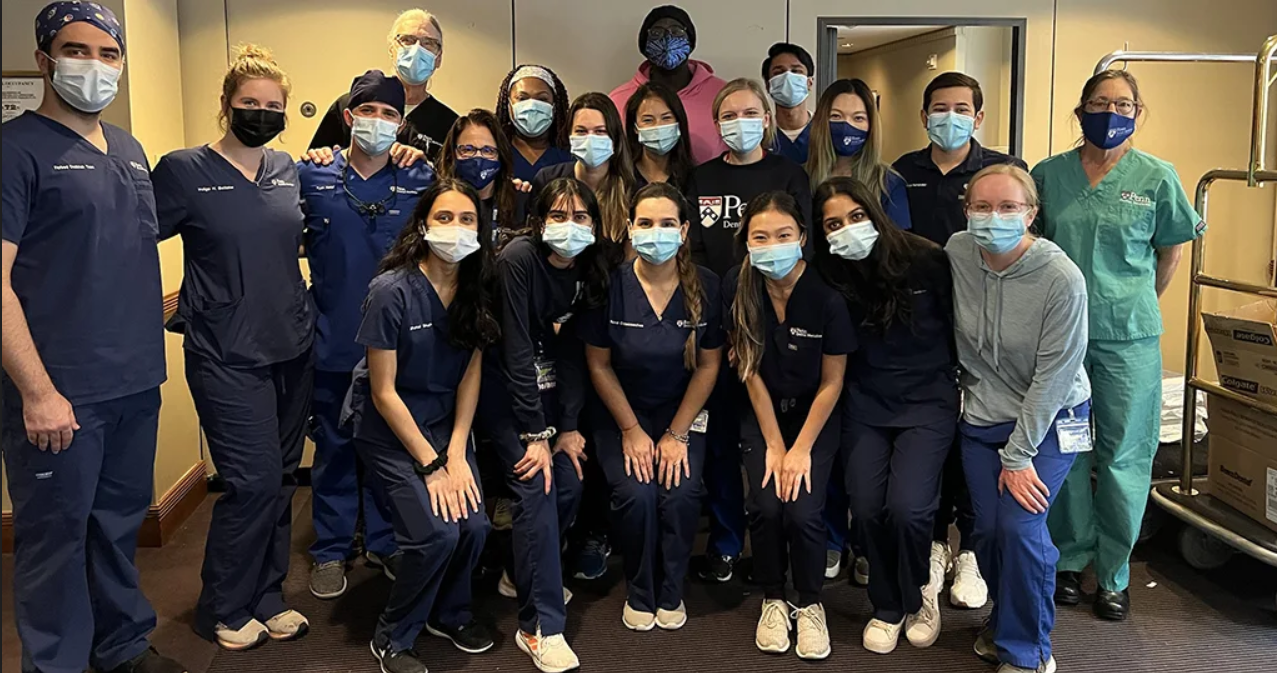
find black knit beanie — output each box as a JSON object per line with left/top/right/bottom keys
{"left": 639, "top": 5, "right": 696, "bottom": 53}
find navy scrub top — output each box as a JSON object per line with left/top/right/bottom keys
{"left": 580, "top": 259, "right": 724, "bottom": 411}
{"left": 349, "top": 268, "right": 473, "bottom": 447}
{"left": 723, "top": 264, "right": 855, "bottom": 401}
{"left": 1, "top": 113, "right": 166, "bottom": 405}
{"left": 514, "top": 145, "right": 574, "bottom": 184}
{"left": 843, "top": 245, "right": 959, "bottom": 427}
{"left": 773, "top": 124, "right": 812, "bottom": 165}
{"left": 300, "top": 150, "right": 434, "bottom": 373}
{"left": 152, "top": 145, "right": 314, "bottom": 367}
{"left": 892, "top": 140, "right": 1026, "bottom": 246}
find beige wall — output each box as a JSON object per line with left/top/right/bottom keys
{"left": 839, "top": 29, "right": 959, "bottom": 161}
{"left": 955, "top": 26, "right": 1014, "bottom": 152}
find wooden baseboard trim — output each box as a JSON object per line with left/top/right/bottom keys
{"left": 2, "top": 460, "right": 207, "bottom": 553}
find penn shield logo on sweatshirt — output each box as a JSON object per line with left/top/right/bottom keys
{"left": 699, "top": 195, "right": 747, "bottom": 229}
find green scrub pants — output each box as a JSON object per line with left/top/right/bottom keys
{"left": 1048, "top": 337, "right": 1161, "bottom": 592}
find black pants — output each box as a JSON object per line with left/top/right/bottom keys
{"left": 741, "top": 401, "right": 839, "bottom": 608}
{"left": 932, "top": 432, "right": 976, "bottom": 550}
{"left": 846, "top": 417, "right": 955, "bottom": 622}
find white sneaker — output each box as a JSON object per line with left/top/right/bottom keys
{"left": 516, "top": 628, "right": 580, "bottom": 673}
{"left": 214, "top": 619, "right": 269, "bottom": 651}
{"left": 824, "top": 549, "right": 842, "bottom": 579}
{"left": 755, "top": 599, "right": 792, "bottom": 654}
{"left": 928, "top": 541, "right": 953, "bottom": 592}
{"left": 622, "top": 602, "right": 656, "bottom": 632}
{"left": 906, "top": 588, "right": 941, "bottom": 648}
{"left": 794, "top": 603, "right": 831, "bottom": 660}
{"left": 853, "top": 556, "right": 871, "bottom": 586}
{"left": 499, "top": 570, "right": 518, "bottom": 599}
{"left": 950, "top": 550, "right": 989, "bottom": 609}
{"left": 656, "top": 602, "right": 687, "bottom": 630}
{"left": 862, "top": 618, "right": 904, "bottom": 654}
{"left": 264, "top": 609, "right": 309, "bottom": 641}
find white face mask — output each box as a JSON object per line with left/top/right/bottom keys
{"left": 48, "top": 56, "right": 122, "bottom": 114}
{"left": 351, "top": 116, "right": 400, "bottom": 157}
{"left": 827, "top": 220, "right": 879, "bottom": 261}
{"left": 423, "top": 225, "right": 481, "bottom": 264}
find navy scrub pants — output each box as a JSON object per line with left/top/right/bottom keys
{"left": 481, "top": 405, "right": 582, "bottom": 636}
{"left": 846, "top": 416, "right": 955, "bottom": 623}
{"left": 594, "top": 402, "right": 706, "bottom": 613}
{"left": 933, "top": 434, "right": 976, "bottom": 550}
{"left": 702, "top": 373, "right": 746, "bottom": 561}
{"left": 740, "top": 400, "right": 840, "bottom": 607}
{"left": 3, "top": 384, "right": 161, "bottom": 673}
{"left": 188, "top": 350, "right": 312, "bottom": 639}
{"left": 308, "top": 369, "right": 396, "bottom": 564}
{"left": 962, "top": 402, "right": 1087, "bottom": 670}
{"left": 356, "top": 422, "right": 490, "bottom": 653}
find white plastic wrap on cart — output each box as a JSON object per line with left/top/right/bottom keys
{"left": 1160, "top": 375, "right": 1208, "bottom": 444}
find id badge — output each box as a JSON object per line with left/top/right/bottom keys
{"left": 1056, "top": 409, "right": 1092, "bottom": 455}
{"left": 534, "top": 357, "right": 557, "bottom": 392}
{"left": 690, "top": 409, "right": 709, "bottom": 434}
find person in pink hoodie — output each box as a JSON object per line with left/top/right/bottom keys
{"left": 610, "top": 5, "right": 727, "bottom": 166}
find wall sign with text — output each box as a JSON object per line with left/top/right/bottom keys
{"left": 3, "top": 73, "right": 44, "bottom": 124}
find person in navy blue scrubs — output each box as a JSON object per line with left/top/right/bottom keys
{"left": 300, "top": 70, "right": 434, "bottom": 601}
{"left": 476, "top": 178, "right": 614, "bottom": 672}
{"left": 624, "top": 82, "right": 695, "bottom": 192}
{"left": 813, "top": 177, "right": 958, "bottom": 656}
{"left": 348, "top": 178, "right": 499, "bottom": 673}
{"left": 152, "top": 46, "right": 315, "bottom": 651}
{"left": 582, "top": 181, "right": 724, "bottom": 632}
{"left": 435, "top": 108, "right": 527, "bottom": 248}
{"left": 763, "top": 43, "right": 814, "bottom": 165}
{"left": 723, "top": 192, "right": 852, "bottom": 661}
{"left": 496, "top": 64, "right": 574, "bottom": 183}
{"left": 1, "top": 6, "right": 185, "bottom": 673}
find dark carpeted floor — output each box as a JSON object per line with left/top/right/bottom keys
{"left": 4, "top": 491, "right": 1275, "bottom": 673}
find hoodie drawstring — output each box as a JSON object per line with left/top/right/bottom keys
{"left": 978, "top": 270, "right": 1005, "bottom": 371}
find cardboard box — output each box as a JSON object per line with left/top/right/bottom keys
{"left": 1202, "top": 300, "right": 1277, "bottom": 405}
{"left": 1207, "top": 395, "right": 1277, "bottom": 532}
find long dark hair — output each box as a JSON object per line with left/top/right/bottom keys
{"left": 624, "top": 82, "right": 694, "bottom": 189}
{"left": 569, "top": 92, "right": 637, "bottom": 243}
{"left": 380, "top": 178, "right": 501, "bottom": 349}
{"left": 435, "top": 109, "right": 521, "bottom": 236}
{"left": 527, "top": 177, "right": 615, "bottom": 311}
{"left": 630, "top": 182, "right": 703, "bottom": 371}
{"left": 813, "top": 177, "right": 935, "bottom": 333}
{"left": 496, "top": 64, "right": 570, "bottom": 147}
{"left": 731, "top": 191, "right": 806, "bottom": 381}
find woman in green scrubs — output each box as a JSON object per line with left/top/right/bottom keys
{"left": 1032, "top": 70, "right": 1204, "bottom": 622}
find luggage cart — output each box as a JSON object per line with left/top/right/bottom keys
{"left": 1094, "top": 36, "right": 1277, "bottom": 605}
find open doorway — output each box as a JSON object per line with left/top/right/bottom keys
{"left": 816, "top": 18, "right": 1026, "bottom": 161}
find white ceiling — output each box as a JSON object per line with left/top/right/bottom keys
{"left": 835, "top": 25, "right": 948, "bottom": 54}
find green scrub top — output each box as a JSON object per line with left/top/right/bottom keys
{"left": 1032, "top": 148, "right": 1205, "bottom": 341}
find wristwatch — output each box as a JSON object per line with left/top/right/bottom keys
{"left": 413, "top": 453, "right": 448, "bottom": 477}
{"left": 519, "top": 426, "right": 558, "bottom": 443}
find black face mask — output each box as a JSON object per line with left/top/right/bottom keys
{"left": 229, "top": 108, "right": 286, "bottom": 148}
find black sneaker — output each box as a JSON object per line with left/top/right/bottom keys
{"left": 426, "top": 619, "right": 495, "bottom": 654}
{"left": 105, "top": 647, "right": 188, "bottom": 673}
{"left": 698, "top": 554, "right": 736, "bottom": 583}
{"left": 371, "top": 641, "right": 427, "bottom": 673}
{"left": 366, "top": 550, "right": 403, "bottom": 582}
{"left": 573, "top": 534, "right": 611, "bottom": 580}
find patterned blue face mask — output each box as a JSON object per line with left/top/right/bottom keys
{"left": 645, "top": 35, "right": 691, "bottom": 71}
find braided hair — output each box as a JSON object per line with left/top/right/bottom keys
{"left": 496, "top": 64, "right": 570, "bottom": 149}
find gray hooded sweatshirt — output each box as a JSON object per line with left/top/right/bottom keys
{"left": 946, "top": 232, "right": 1092, "bottom": 470}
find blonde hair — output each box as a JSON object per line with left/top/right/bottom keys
{"left": 387, "top": 9, "right": 443, "bottom": 58}
{"left": 805, "top": 78, "right": 891, "bottom": 196}
{"left": 964, "top": 164, "right": 1040, "bottom": 209}
{"left": 218, "top": 44, "right": 292, "bottom": 131}
{"left": 712, "top": 78, "right": 776, "bottom": 151}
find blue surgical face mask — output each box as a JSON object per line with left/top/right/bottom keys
{"left": 720, "top": 118, "right": 765, "bottom": 154}
{"left": 645, "top": 35, "right": 691, "bottom": 71}
{"left": 351, "top": 115, "right": 399, "bottom": 157}
{"left": 456, "top": 157, "right": 500, "bottom": 190}
{"left": 631, "top": 227, "right": 683, "bottom": 265}
{"left": 512, "top": 99, "right": 554, "bottom": 138}
{"left": 543, "top": 222, "right": 596, "bottom": 259}
{"left": 49, "top": 56, "right": 122, "bottom": 113}
{"left": 968, "top": 212, "right": 1028, "bottom": 254}
{"left": 768, "top": 72, "right": 810, "bottom": 109}
{"left": 1081, "top": 111, "right": 1135, "bottom": 150}
{"left": 927, "top": 111, "right": 976, "bottom": 152}
{"left": 749, "top": 242, "right": 803, "bottom": 280}
{"left": 396, "top": 44, "right": 436, "bottom": 86}
{"left": 637, "top": 123, "right": 681, "bottom": 156}
{"left": 827, "top": 221, "right": 879, "bottom": 261}
{"left": 570, "top": 134, "right": 614, "bottom": 168}
{"left": 830, "top": 121, "right": 868, "bottom": 157}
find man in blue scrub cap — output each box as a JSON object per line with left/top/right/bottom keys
{"left": 1, "top": 3, "right": 186, "bottom": 673}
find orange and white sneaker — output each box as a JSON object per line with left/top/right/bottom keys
{"left": 515, "top": 628, "right": 580, "bottom": 673}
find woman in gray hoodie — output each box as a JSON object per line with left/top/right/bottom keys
{"left": 946, "top": 164, "right": 1091, "bottom": 673}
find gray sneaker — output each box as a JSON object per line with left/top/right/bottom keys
{"left": 974, "top": 621, "right": 998, "bottom": 663}
{"left": 997, "top": 656, "right": 1056, "bottom": 673}
{"left": 310, "top": 560, "right": 347, "bottom": 600}
{"left": 824, "top": 550, "right": 842, "bottom": 579}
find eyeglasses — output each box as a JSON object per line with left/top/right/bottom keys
{"left": 456, "top": 145, "right": 499, "bottom": 160}
{"left": 547, "top": 210, "right": 593, "bottom": 225}
{"left": 647, "top": 26, "right": 688, "bottom": 40}
{"left": 1083, "top": 98, "right": 1139, "bottom": 116}
{"left": 396, "top": 34, "right": 443, "bottom": 53}
{"left": 967, "top": 201, "right": 1033, "bottom": 216}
